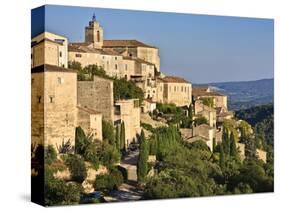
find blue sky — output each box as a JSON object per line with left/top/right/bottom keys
{"left": 32, "top": 5, "right": 274, "bottom": 83}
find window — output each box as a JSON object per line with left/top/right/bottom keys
{"left": 174, "top": 86, "right": 176, "bottom": 92}
{"left": 58, "top": 77, "right": 64, "bottom": 84}
{"left": 115, "top": 56, "right": 117, "bottom": 60}
{"left": 31, "top": 78, "right": 34, "bottom": 84}
{"left": 181, "top": 86, "right": 183, "bottom": 92}
{"left": 97, "top": 30, "right": 100, "bottom": 42}
{"left": 75, "top": 53, "right": 82, "bottom": 58}
{"left": 49, "top": 96, "right": 54, "bottom": 103}
{"left": 31, "top": 54, "right": 33, "bottom": 59}
{"left": 115, "top": 64, "right": 118, "bottom": 70}
{"left": 38, "top": 96, "right": 41, "bottom": 103}
{"left": 59, "top": 51, "right": 62, "bottom": 57}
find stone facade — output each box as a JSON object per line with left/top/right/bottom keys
{"left": 31, "top": 64, "right": 77, "bottom": 151}
{"left": 192, "top": 86, "right": 228, "bottom": 109}
{"left": 156, "top": 76, "right": 192, "bottom": 107}
{"left": 194, "top": 100, "right": 217, "bottom": 128}
{"left": 77, "top": 76, "right": 114, "bottom": 122}
{"left": 32, "top": 32, "right": 68, "bottom": 68}
{"left": 115, "top": 99, "right": 141, "bottom": 147}
{"left": 77, "top": 107, "right": 103, "bottom": 141}
{"left": 180, "top": 124, "right": 215, "bottom": 152}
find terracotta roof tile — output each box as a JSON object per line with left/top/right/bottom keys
{"left": 159, "top": 76, "right": 191, "bottom": 84}
{"left": 103, "top": 40, "right": 157, "bottom": 48}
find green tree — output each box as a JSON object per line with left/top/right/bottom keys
{"left": 188, "top": 104, "right": 194, "bottom": 120}
{"left": 222, "top": 127, "right": 230, "bottom": 155}
{"left": 219, "top": 145, "right": 225, "bottom": 169}
{"left": 120, "top": 122, "right": 126, "bottom": 152}
{"left": 45, "top": 145, "right": 57, "bottom": 165}
{"left": 137, "top": 130, "right": 149, "bottom": 183}
{"left": 75, "top": 126, "right": 89, "bottom": 155}
{"left": 65, "top": 154, "right": 87, "bottom": 183}
{"left": 115, "top": 125, "right": 121, "bottom": 151}
{"left": 102, "top": 119, "right": 115, "bottom": 145}
{"left": 229, "top": 132, "right": 238, "bottom": 159}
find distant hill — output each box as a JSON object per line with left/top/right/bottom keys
{"left": 199, "top": 79, "right": 273, "bottom": 111}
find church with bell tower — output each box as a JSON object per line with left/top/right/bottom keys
{"left": 85, "top": 13, "right": 104, "bottom": 49}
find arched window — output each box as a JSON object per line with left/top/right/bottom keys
{"left": 97, "top": 30, "right": 100, "bottom": 42}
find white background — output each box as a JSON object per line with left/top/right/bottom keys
{"left": 0, "top": 0, "right": 280, "bottom": 211}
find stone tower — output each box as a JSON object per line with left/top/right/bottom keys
{"left": 31, "top": 64, "right": 77, "bottom": 152}
{"left": 85, "top": 13, "right": 104, "bottom": 49}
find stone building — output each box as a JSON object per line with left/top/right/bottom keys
{"left": 77, "top": 106, "right": 103, "bottom": 141}
{"left": 31, "top": 64, "right": 77, "bottom": 151}
{"left": 194, "top": 100, "right": 217, "bottom": 128}
{"left": 156, "top": 76, "right": 192, "bottom": 107}
{"left": 192, "top": 86, "right": 228, "bottom": 109}
{"left": 180, "top": 124, "right": 215, "bottom": 152}
{"left": 114, "top": 99, "right": 141, "bottom": 148}
{"left": 31, "top": 32, "right": 68, "bottom": 68}
{"left": 68, "top": 16, "right": 159, "bottom": 102}
{"left": 77, "top": 75, "right": 114, "bottom": 122}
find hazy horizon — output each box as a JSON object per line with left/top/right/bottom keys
{"left": 32, "top": 5, "right": 274, "bottom": 83}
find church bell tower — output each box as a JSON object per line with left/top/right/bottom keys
{"left": 85, "top": 13, "right": 104, "bottom": 49}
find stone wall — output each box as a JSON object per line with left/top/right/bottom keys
{"left": 44, "top": 70, "right": 77, "bottom": 151}
{"left": 77, "top": 76, "right": 114, "bottom": 122}
{"left": 77, "top": 107, "right": 103, "bottom": 141}
{"left": 115, "top": 99, "right": 141, "bottom": 147}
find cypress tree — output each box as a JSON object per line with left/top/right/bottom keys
{"left": 137, "top": 130, "right": 148, "bottom": 183}
{"left": 115, "top": 125, "right": 121, "bottom": 151}
{"left": 120, "top": 122, "right": 126, "bottom": 152}
{"left": 219, "top": 145, "right": 225, "bottom": 169}
{"left": 188, "top": 104, "right": 193, "bottom": 120}
{"left": 229, "top": 132, "right": 237, "bottom": 158}
{"left": 222, "top": 128, "right": 230, "bottom": 155}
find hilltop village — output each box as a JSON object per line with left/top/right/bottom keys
{"left": 31, "top": 15, "right": 269, "bottom": 204}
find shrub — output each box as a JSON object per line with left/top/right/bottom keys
{"left": 45, "top": 145, "right": 57, "bottom": 165}
{"left": 65, "top": 154, "right": 87, "bottom": 183}
{"left": 93, "top": 169, "right": 123, "bottom": 192}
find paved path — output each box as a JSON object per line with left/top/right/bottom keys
{"left": 104, "top": 149, "right": 144, "bottom": 202}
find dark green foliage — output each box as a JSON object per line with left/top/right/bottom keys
{"left": 145, "top": 139, "right": 221, "bottom": 199}
{"left": 222, "top": 128, "right": 230, "bottom": 155}
{"left": 236, "top": 104, "right": 273, "bottom": 147}
{"left": 45, "top": 145, "right": 57, "bottom": 165}
{"left": 114, "top": 78, "right": 144, "bottom": 103}
{"left": 68, "top": 61, "right": 82, "bottom": 72}
{"left": 84, "top": 143, "right": 99, "bottom": 169}
{"left": 228, "top": 160, "right": 273, "bottom": 193}
{"left": 188, "top": 104, "right": 194, "bottom": 120}
{"left": 115, "top": 125, "right": 121, "bottom": 150}
{"left": 45, "top": 178, "right": 81, "bottom": 206}
{"left": 56, "top": 139, "right": 74, "bottom": 154}
{"left": 100, "top": 141, "right": 120, "bottom": 167}
{"left": 75, "top": 126, "right": 88, "bottom": 155}
{"left": 65, "top": 154, "right": 87, "bottom": 183}
{"left": 156, "top": 103, "right": 179, "bottom": 114}
{"left": 120, "top": 122, "right": 126, "bottom": 152}
{"left": 93, "top": 168, "right": 123, "bottom": 192}
{"left": 229, "top": 132, "right": 238, "bottom": 159}
{"left": 141, "top": 122, "right": 155, "bottom": 133}
{"left": 137, "top": 130, "right": 149, "bottom": 183}
{"left": 102, "top": 119, "right": 115, "bottom": 145}
{"left": 201, "top": 97, "right": 214, "bottom": 108}
{"left": 219, "top": 145, "right": 225, "bottom": 169}
{"left": 194, "top": 116, "right": 208, "bottom": 126}
{"left": 44, "top": 153, "right": 82, "bottom": 206}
